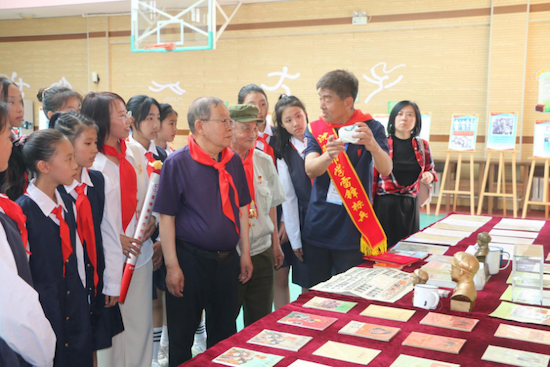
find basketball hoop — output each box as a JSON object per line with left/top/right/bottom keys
{"left": 145, "top": 43, "right": 176, "bottom": 51}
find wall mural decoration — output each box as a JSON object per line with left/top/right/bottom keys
{"left": 261, "top": 66, "right": 301, "bottom": 96}
{"left": 362, "top": 62, "right": 406, "bottom": 104}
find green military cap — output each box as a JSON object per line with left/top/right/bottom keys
{"left": 229, "top": 104, "right": 263, "bottom": 123}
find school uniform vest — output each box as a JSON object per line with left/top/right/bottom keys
{"left": 282, "top": 144, "right": 312, "bottom": 229}
{"left": 16, "top": 194, "right": 93, "bottom": 367}
{"left": 0, "top": 213, "right": 33, "bottom": 367}
{"left": 58, "top": 170, "right": 124, "bottom": 351}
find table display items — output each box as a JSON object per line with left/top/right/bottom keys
{"left": 213, "top": 347, "right": 283, "bottom": 367}
{"left": 277, "top": 311, "right": 337, "bottom": 331}
{"left": 390, "top": 354, "right": 460, "bottom": 367}
{"left": 419, "top": 312, "right": 479, "bottom": 332}
{"left": 512, "top": 244, "right": 544, "bottom": 306}
{"left": 450, "top": 252, "right": 480, "bottom": 312}
{"left": 302, "top": 296, "right": 357, "bottom": 313}
{"left": 360, "top": 304, "right": 415, "bottom": 322}
{"left": 474, "top": 232, "right": 491, "bottom": 264}
{"left": 413, "top": 284, "right": 440, "bottom": 310}
{"left": 412, "top": 268, "right": 429, "bottom": 285}
{"left": 490, "top": 301, "right": 550, "bottom": 326}
{"left": 494, "top": 323, "right": 550, "bottom": 345}
{"left": 402, "top": 332, "right": 466, "bottom": 354}
{"left": 312, "top": 341, "right": 381, "bottom": 365}
{"left": 338, "top": 320, "right": 401, "bottom": 342}
{"left": 481, "top": 345, "right": 550, "bottom": 367}
{"left": 247, "top": 330, "right": 312, "bottom": 352}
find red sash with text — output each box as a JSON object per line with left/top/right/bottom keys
{"left": 310, "top": 111, "right": 387, "bottom": 255}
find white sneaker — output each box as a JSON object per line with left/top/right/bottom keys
{"left": 157, "top": 342, "right": 169, "bottom": 367}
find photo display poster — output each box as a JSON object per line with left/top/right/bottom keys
{"left": 537, "top": 70, "right": 550, "bottom": 113}
{"left": 449, "top": 114, "right": 478, "bottom": 151}
{"left": 533, "top": 120, "right": 550, "bottom": 158}
{"left": 487, "top": 112, "right": 517, "bottom": 151}
{"left": 373, "top": 113, "right": 431, "bottom": 141}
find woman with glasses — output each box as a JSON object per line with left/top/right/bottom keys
{"left": 82, "top": 92, "right": 156, "bottom": 367}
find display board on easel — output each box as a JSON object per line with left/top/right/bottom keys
{"left": 477, "top": 112, "right": 518, "bottom": 218}
{"left": 435, "top": 114, "right": 478, "bottom": 216}
{"left": 523, "top": 119, "right": 550, "bottom": 219}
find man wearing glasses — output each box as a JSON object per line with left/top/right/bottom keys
{"left": 228, "top": 104, "right": 286, "bottom": 328}
{"left": 154, "top": 97, "right": 253, "bottom": 366}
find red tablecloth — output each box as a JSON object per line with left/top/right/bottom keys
{"left": 183, "top": 215, "right": 550, "bottom": 366}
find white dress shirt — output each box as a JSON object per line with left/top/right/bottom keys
{"left": 276, "top": 137, "right": 306, "bottom": 250}
{"left": 0, "top": 209, "right": 56, "bottom": 367}
{"left": 64, "top": 168, "right": 124, "bottom": 296}
{"left": 93, "top": 144, "right": 153, "bottom": 269}
{"left": 256, "top": 123, "right": 273, "bottom": 151}
{"left": 26, "top": 181, "right": 87, "bottom": 287}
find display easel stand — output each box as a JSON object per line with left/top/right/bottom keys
{"left": 435, "top": 151, "right": 476, "bottom": 216}
{"left": 522, "top": 157, "right": 550, "bottom": 219}
{"left": 477, "top": 150, "right": 517, "bottom": 218}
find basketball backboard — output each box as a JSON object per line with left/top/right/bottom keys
{"left": 131, "top": 0, "right": 215, "bottom": 52}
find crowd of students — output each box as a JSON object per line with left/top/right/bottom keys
{"left": 0, "top": 69, "right": 436, "bottom": 367}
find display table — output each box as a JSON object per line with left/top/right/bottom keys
{"left": 183, "top": 215, "right": 550, "bottom": 366}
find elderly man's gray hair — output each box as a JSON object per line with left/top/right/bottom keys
{"left": 187, "top": 96, "right": 224, "bottom": 134}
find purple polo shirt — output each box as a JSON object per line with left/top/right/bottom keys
{"left": 154, "top": 146, "right": 251, "bottom": 251}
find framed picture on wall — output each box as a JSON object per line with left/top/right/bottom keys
{"left": 448, "top": 114, "right": 478, "bottom": 151}
{"left": 533, "top": 120, "right": 550, "bottom": 158}
{"left": 486, "top": 112, "right": 517, "bottom": 151}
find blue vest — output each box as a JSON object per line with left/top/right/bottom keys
{"left": 282, "top": 144, "right": 312, "bottom": 229}
{"left": 16, "top": 193, "right": 93, "bottom": 367}
{"left": 0, "top": 213, "right": 33, "bottom": 367}
{"left": 58, "top": 170, "right": 124, "bottom": 351}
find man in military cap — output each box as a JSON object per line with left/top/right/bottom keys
{"left": 229, "top": 104, "right": 286, "bottom": 326}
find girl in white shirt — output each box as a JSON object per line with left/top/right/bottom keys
{"left": 82, "top": 92, "right": 156, "bottom": 367}
{"left": 273, "top": 95, "right": 312, "bottom": 307}
{"left": 49, "top": 111, "right": 125, "bottom": 361}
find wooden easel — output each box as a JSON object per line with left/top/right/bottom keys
{"left": 435, "top": 151, "right": 476, "bottom": 216}
{"left": 477, "top": 150, "right": 517, "bottom": 218}
{"left": 522, "top": 157, "right": 550, "bottom": 219}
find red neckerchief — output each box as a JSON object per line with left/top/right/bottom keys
{"left": 241, "top": 148, "right": 257, "bottom": 220}
{"left": 74, "top": 182, "right": 98, "bottom": 295}
{"left": 102, "top": 139, "right": 137, "bottom": 232}
{"left": 145, "top": 151, "right": 156, "bottom": 177}
{"left": 52, "top": 205, "right": 73, "bottom": 277}
{"left": 0, "top": 194, "right": 29, "bottom": 254}
{"left": 188, "top": 136, "right": 240, "bottom": 234}
{"left": 257, "top": 135, "right": 276, "bottom": 165}
{"left": 319, "top": 109, "right": 374, "bottom": 129}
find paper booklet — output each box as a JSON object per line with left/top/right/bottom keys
{"left": 393, "top": 241, "right": 449, "bottom": 255}
{"left": 247, "top": 329, "right": 312, "bottom": 352}
{"left": 487, "top": 235, "right": 534, "bottom": 245}
{"left": 390, "top": 354, "right": 460, "bottom": 367}
{"left": 495, "top": 323, "right": 550, "bottom": 346}
{"left": 213, "top": 347, "right": 284, "bottom": 367}
{"left": 405, "top": 232, "right": 461, "bottom": 246}
{"left": 388, "top": 249, "right": 429, "bottom": 259}
{"left": 490, "top": 301, "right": 550, "bottom": 326}
{"left": 277, "top": 311, "right": 337, "bottom": 331}
{"left": 444, "top": 214, "right": 492, "bottom": 223}
{"left": 425, "top": 254, "right": 453, "bottom": 263}
{"left": 312, "top": 341, "right": 381, "bottom": 365}
{"left": 338, "top": 320, "right": 400, "bottom": 342}
{"left": 481, "top": 345, "right": 550, "bottom": 367}
{"left": 430, "top": 222, "right": 477, "bottom": 233}
{"left": 402, "top": 332, "right": 466, "bottom": 354}
{"left": 489, "top": 228, "right": 538, "bottom": 239}
{"left": 420, "top": 261, "right": 457, "bottom": 289}
{"left": 360, "top": 304, "right": 416, "bottom": 322}
{"left": 288, "top": 360, "right": 331, "bottom": 367}
{"left": 421, "top": 227, "right": 469, "bottom": 240}
{"left": 420, "top": 312, "right": 479, "bottom": 332}
{"left": 310, "top": 267, "right": 413, "bottom": 303}
{"left": 493, "top": 218, "right": 545, "bottom": 232}
{"left": 302, "top": 296, "right": 357, "bottom": 313}
{"left": 500, "top": 285, "right": 550, "bottom": 306}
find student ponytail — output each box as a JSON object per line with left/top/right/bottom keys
{"left": 49, "top": 111, "right": 97, "bottom": 143}
{"left": 22, "top": 130, "right": 67, "bottom": 176}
